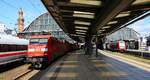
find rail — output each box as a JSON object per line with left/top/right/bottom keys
{"left": 13, "top": 69, "right": 33, "bottom": 80}
{"left": 126, "top": 49, "right": 150, "bottom": 58}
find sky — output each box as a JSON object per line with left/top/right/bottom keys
{"left": 128, "top": 16, "right": 150, "bottom": 37}
{"left": 0, "top": 0, "right": 47, "bottom": 30}
{"left": 0, "top": 0, "right": 149, "bottom": 37}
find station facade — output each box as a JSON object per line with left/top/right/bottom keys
{"left": 19, "top": 13, "right": 75, "bottom": 43}
{"left": 105, "top": 27, "right": 140, "bottom": 49}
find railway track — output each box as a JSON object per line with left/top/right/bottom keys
{"left": 14, "top": 69, "right": 39, "bottom": 80}
{"left": 126, "top": 49, "right": 150, "bottom": 58}
{"left": 0, "top": 64, "right": 39, "bottom": 80}
{"left": 99, "top": 50, "right": 150, "bottom": 72}
{"left": 13, "top": 69, "right": 33, "bottom": 80}
{"left": 104, "top": 50, "right": 150, "bottom": 64}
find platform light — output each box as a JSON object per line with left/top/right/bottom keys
{"left": 78, "top": 35, "right": 85, "bottom": 37}
{"left": 76, "top": 32, "right": 86, "bottom": 35}
{"left": 75, "top": 30, "right": 87, "bottom": 32}
{"left": 102, "top": 26, "right": 111, "bottom": 29}
{"left": 71, "top": 34, "right": 85, "bottom": 37}
{"left": 74, "top": 11, "right": 94, "bottom": 15}
{"left": 73, "top": 14, "right": 95, "bottom": 19}
{"left": 73, "top": 11, "right": 95, "bottom": 19}
{"left": 115, "top": 12, "right": 130, "bottom": 18}
{"left": 70, "top": 0, "right": 102, "bottom": 6}
{"left": 107, "top": 21, "right": 118, "bottom": 25}
{"left": 70, "top": 34, "right": 80, "bottom": 36}
{"left": 132, "top": 0, "right": 149, "bottom": 5}
{"left": 121, "top": 11, "right": 131, "bottom": 14}
{"left": 75, "top": 26, "right": 89, "bottom": 30}
{"left": 99, "top": 29, "right": 105, "bottom": 31}
{"left": 74, "top": 21, "right": 91, "bottom": 26}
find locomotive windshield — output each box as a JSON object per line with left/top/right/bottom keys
{"left": 30, "top": 38, "right": 48, "bottom": 44}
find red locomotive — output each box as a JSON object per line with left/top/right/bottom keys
{"left": 27, "top": 34, "right": 77, "bottom": 68}
{"left": 106, "top": 40, "right": 126, "bottom": 52}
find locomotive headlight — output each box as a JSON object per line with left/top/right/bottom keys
{"left": 41, "top": 48, "right": 48, "bottom": 52}
{"left": 28, "top": 49, "right": 35, "bottom": 52}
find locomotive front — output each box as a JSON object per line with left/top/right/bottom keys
{"left": 27, "top": 35, "right": 51, "bottom": 68}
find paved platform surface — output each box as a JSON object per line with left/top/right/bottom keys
{"left": 35, "top": 50, "right": 150, "bottom": 80}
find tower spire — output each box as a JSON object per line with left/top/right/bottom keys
{"left": 18, "top": 8, "right": 24, "bottom": 33}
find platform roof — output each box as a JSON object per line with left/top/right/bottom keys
{"left": 41, "top": 0, "right": 150, "bottom": 42}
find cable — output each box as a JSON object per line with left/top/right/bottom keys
{"left": 0, "top": 15, "right": 15, "bottom": 21}
{"left": 0, "top": 0, "right": 18, "bottom": 22}
{"left": 1, "top": 0, "right": 18, "bottom": 10}
{"left": 28, "top": 0, "right": 41, "bottom": 14}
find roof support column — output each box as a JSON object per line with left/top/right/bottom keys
{"left": 95, "top": 34, "right": 98, "bottom": 57}
{"left": 85, "top": 34, "right": 92, "bottom": 55}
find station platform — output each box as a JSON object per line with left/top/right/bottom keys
{"left": 32, "top": 50, "right": 150, "bottom": 80}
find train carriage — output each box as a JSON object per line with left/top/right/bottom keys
{"left": 0, "top": 34, "right": 29, "bottom": 65}
{"left": 27, "top": 34, "right": 79, "bottom": 68}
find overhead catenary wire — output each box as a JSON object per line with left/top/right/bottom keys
{"left": 0, "top": 0, "right": 30, "bottom": 29}
{"left": 0, "top": 0, "right": 18, "bottom": 22}
{"left": 25, "top": 0, "right": 44, "bottom": 25}
{"left": 1, "top": 0, "right": 18, "bottom": 10}
{"left": 28, "top": 0, "right": 42, "bottom": 14}
{"left": 0, "top": 15, "right": 16, "bottom": 21}
{"left": 0, "top": 0, "right": 45, "bottom": 30}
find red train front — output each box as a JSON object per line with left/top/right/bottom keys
{"left": 27, "top": 34, "right": 72, "bottom": 68}
{"left": 27, "top": 35, "right": 49, "bottom": 68}
{"left": 106, "top": 40, "right": 126, "bottom": 52}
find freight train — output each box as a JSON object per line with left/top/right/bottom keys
{"left": 27, "top": 34, "right": 78, "bottom": 68}
{"left": 0, "top": 34, "right": 29, "bottom": 65}
{"left": 105, "top": 40, "right": 126, "bottom": 52}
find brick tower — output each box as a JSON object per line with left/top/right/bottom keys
{"left": 18, "top": 8, "right": 24, "bottom": 33}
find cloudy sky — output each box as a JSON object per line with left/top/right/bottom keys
{"left": 128, "top": 16, "right": 150, "bottom": 37}
{"left": 0, "top": 0, "right": 149, "bottom": 37}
